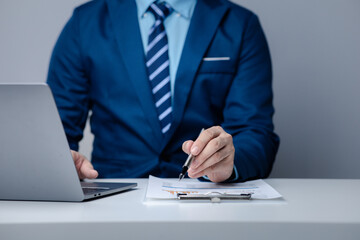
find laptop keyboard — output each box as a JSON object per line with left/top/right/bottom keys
{"left": 81, "top": 182, "right": 112, "bottom": 195}
{"left": 79, "top": 181, "right": 137, "bottom": 198}
{"left": 82, "top": 187, "right": 107, "bottom": 195}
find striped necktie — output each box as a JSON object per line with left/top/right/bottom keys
{"left": 146, "top": 2, "right": 173, "bottom": 134}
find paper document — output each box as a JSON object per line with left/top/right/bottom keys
{"left": 146, "top": 176, "right": 282, "bottom": 200}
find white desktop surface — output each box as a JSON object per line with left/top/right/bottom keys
{"left": 1, "top": 178, "right": 360, "bottom": 240}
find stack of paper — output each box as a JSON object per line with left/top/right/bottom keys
{"left": 145, "top": 176, "right": 282, "bottom": 200}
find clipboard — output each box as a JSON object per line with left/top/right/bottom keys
{"left": 177, "top": 192, "right": 252, "bottom": 203}
{"left": 146, "top": 176, "right": 282, "bottom": 201}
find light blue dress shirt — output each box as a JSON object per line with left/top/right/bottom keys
{"left": 135, "top": 0, "right": 197, "bottom": 96}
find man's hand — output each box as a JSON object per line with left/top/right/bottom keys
{"left": 182, "top": 126, "right": 235, "bottom": 183}
{"left": 71, "top": 150, "right": 98, "bottom": 180}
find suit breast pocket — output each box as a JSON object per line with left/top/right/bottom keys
{"left": 198, "top": 57, "right": 236, "bottom": 74}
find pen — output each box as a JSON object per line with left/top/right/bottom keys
{"left": 179, "top": 128, "right": 204, "bottom": 181}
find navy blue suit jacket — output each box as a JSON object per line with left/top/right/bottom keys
{"left": 47, "top": 0, "right": 279, "bottom": 181}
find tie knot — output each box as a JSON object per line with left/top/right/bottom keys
{"left": 148, "top": 2, "right": 172, "bottom": 21}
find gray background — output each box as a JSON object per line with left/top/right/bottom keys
{"left": 1, "top": 0, "right": 359, "bottom": 178}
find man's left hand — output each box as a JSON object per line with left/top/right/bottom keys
{"left": 182, "top": 126, "right": 235, "bottom": 183}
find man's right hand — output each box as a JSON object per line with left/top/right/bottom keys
{"left": 70, "top": 150, "right": 98, "bottom": 180}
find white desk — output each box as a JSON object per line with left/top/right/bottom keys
{"left": 1, "top": 179, "right": 359, "bottom": 240}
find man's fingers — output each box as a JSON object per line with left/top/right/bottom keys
{"left": 191, "top": 129, "right": 233, "bottom": 169}
{"left": 182, "top": 140, "right": 194, "bottom": 155}
{"left": 188, "top": 156, "right": 234, "bottom": 183}
{"left": 190, "top": 126, "right": 222, "bottom": 156}
{"left": 182, "top": 127, "right": 222, "bottom": 156}
{"left": 71, "top": 150, "right": 98, "bottom": 179}
{"left": 190, "top": 136, "right": 226, "bottom": 169}
{"left": 189, "top": 144, "right": 233, "bottom": 175}
{"left": 182, "top": 126, "right": 235, "bottom": 183}
{"left": 80, "top": 169, "right": 98, "bottom": 179}
{"left": 81, "top": 160, "right": 99, "bottom": 179}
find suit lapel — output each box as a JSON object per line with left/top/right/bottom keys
{"left": 163, "top": 0, "right": 229, "bottom": 145}
{"left": 106, "top": 0, "right": 163, "bottom": 146}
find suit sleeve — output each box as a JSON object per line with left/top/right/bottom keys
{"left": 222, "top": 13, "right": 280, "bottom": 182}
{"left": 47, "top": 9, "right": 90, "bottom": 151}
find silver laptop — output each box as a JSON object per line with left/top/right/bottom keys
{"left": 0, "top": 83, "right": 137, "bottom": 201}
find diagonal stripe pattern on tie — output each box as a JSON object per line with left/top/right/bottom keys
{"left": 146, "top": 2, "right": 173, "bottom": 134}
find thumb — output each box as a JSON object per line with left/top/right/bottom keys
{"left": 71, "top": 150, "right": 98, "bottom": 179}
{"left": 80, "top": 160, "right": 99, "bottom": 179}
{"left": 182, "top": 140, "right": 194, "bottom": 155}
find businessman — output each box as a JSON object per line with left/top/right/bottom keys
{"left": 47, "top": 0, "right": 280, "bottom": 183}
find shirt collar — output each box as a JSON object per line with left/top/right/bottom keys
{"left": 135, "top": 0, "right": 197, "bottom": 19}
